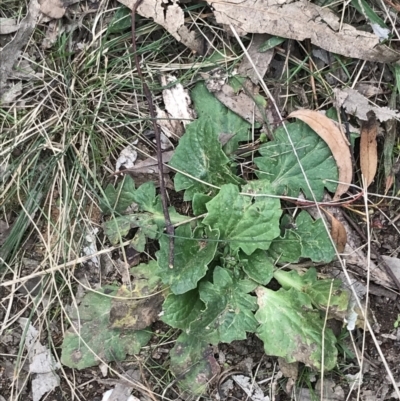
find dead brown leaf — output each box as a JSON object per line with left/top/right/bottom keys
{"left": 360, "top": 111, "right": 378, "bottom": 188}
{"left": 323, "top": 209, "right": 347, "bottom": 253}
{"left": 206, "top": 0, "right": 400, "bottom": 63}
{"left": 109, "top": 284, "right": 164, "bottom": 330}
{"left": 209, "top": 81, "right": 265, "bottom": 124}
{"left": 334, "top": 87, "right": 400, "bottom": 122}
{"left": 288, "top": 110, "right": 353, "bottom": 200}
{"left": 237, "top": 34, "right": 274, "bottom": 84}
{"left": 125, "top": 150, "right": 174, "bottom": 175}
{"left": 118, "top": 0, "right": 203, "bottom": 53}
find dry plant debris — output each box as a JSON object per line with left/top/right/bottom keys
{"left": 39, "top": 0, "right": 80, "bottom": 19}
{"left": 18, "top": 318, "right": 61, "bottom": 401}
{"left": 206, "top": 0, "right": 400, "bottom": 63}
{"left": 118, "top": 0, "right": 203, "bottom": 52}
{"left": 0, "top": 18, "right": 20, "bottom": 34}
{"left": 157, "top": 74, "right": 197, "bottom": 138}
{"left": 360, "top": 111, "right": 378, "bottom": 188}
{"left": 0, "top": 0, "right": 41, "bottom": 102}
{"left": 324, "top": 210, "right": 347, "bottom": 254}
{"left": 237, "top": 33, "right": 275, "bottom": 84}
{"left": 334, "top": 87, "right": 400, "bottom": 121}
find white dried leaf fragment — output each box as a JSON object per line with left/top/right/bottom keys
{"left": 156, "top": 74, "right": 196, "bottom": 138}
{"left": 18, "top": 318, "right": 61, "bottom": 401}
{"left": 116, "top": 142, "right": 138, "bottom": 171}
{"left": 0, "top": 18, "right": 20, "bottom": 34}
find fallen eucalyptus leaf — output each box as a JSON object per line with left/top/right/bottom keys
{"left": 360, "top": 111, "right": 378, "bottom": 187}
{"left": 288, "top": 109, "right": 352, "bottom": 200}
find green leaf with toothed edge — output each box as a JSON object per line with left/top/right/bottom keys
{"left": 186, "top": 267, "right": 258, "bottom": 344}
{"left": 157, "top": 224, "right": 220, "bottom": 295}
{"left": 170, "top": 117, "right": 243, "bottom": 201}
{"left": 191, "top": 82, "right": 251, "bottom": 155}
{"left": 255, "top": 286, "right": 337, "bottom": 370}
{"left": 170, "top": 332, "right": 219, "bottom": 397}
{"left": 203, "top": 182, "right": 281, "bottom": 255}
{"left": 255, "top": 121, "right": 338, "bottom": 201}
{"left": 268, "top": 211, "right": 335, "bottom": 263}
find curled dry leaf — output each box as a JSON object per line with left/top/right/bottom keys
{"left": 288, "top": 110, "right": 353, "bottom": 200}
{"left": 323, "top": 209, "right": 347, "bottom": 253}
{"left": 360, "top": 111, "right": 378, "bottom": 188}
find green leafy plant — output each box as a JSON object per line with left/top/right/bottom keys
{"left": 61, "top": 82, "right": 350, "bottom": 396}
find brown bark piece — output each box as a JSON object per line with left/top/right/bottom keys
{"left": 288, "top": 110, "right": 353, "bottom": 200}
{"left": 360, "top": 111, "right": 378, "bottom": 188}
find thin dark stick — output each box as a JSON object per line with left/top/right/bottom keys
{"left": 131, "top": 0, "right": 174, "bottom": 268}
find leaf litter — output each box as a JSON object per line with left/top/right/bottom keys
{"left": 334, "top": 87, "right": 400, "bottom": 121}
{"left": 206, "top": 0, "right": 400, "bottom": 63}
{"left": 18, "top": 318, "right": 61, "bottom": 401}
{"left": 360, "top": 111, "right": 378, "bottom": 188}
{"left": 0, "top": 0, "right": 41, "bottom": 102}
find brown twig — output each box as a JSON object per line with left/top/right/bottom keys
{"left": 131, "top": 0, "right": 175, "bottom": 268}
